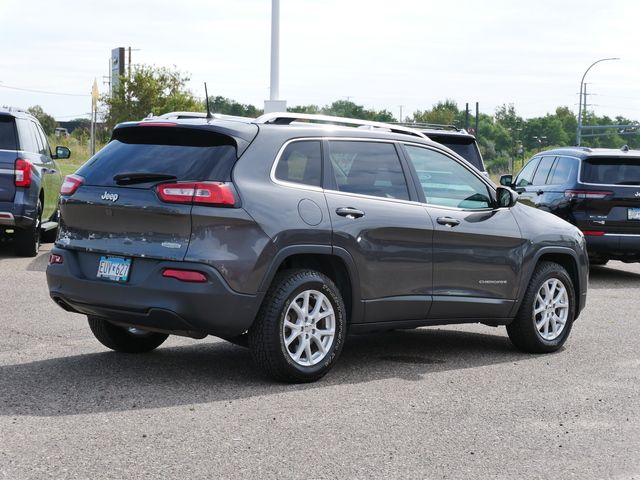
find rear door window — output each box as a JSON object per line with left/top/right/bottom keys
{"left": 76, "top": 127, "right": 238, "bottom": 187}
{"left": 327, "top": 141, "right": 410, "bottom": 200}
{"left": 531, "top": 156, "right": 556, "bottom": 185}
{"left": 274, "top": 140, "right": 322, "bottom": 187}
{"left": 548, "top": 156, "right": 577, "bottom": 185}
{"left": 0, "top": 117, "right": 17, "bottom": 150}
{"left": 15, "top": 119, "right": 39, "bottom": 153}
{"left": 581, "top": 157, "right": 640, "bottom": 186}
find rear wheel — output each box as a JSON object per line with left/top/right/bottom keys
{"left": 14, "top": 200, "right": 42, "bottom": 257}
{"left": 248, "top": 269, "right": 346, "bottom": 383}
{"left": 88, "top": 316, "right": 168, "bottom": 353}
{"left": 507, "top": 261, "right": 575, "bottom": 353}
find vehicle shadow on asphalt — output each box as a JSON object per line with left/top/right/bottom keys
{"left": 588, "top": 264, "right": 640, "bottom": 289}
{"left": 0, "top": 328, "right": 536, "bottom": 417}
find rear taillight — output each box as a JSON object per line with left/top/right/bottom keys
{"left": 60, "top": 174, "right": 84, "bottom": 196}
{"left": 156, "top": 182, "right": 236, "bottom": 206}
{"left": 582, "top": 231, "right": 606, "bottom": 236}
{"left": 15, "top": 159, "right": 32, "bottom": 187}
{"left": 564, "top": 190, "right": 612, "bottom": 199}
{"left": 162, "top": 269, "right": 208, "bottom": 283}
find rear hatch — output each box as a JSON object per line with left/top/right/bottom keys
{"left": 577, "top": 155, "right": 640, "bottom": 234}
{"left": 427, "top": 133, "right": 485, "bottom": 172}
{"left": 57, "top": 123, "right": 251, "bottom": 261}
{"left": 0, "top": 115, "right": 18, "bottom": 202}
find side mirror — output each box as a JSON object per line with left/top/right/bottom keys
{"left": 496, "top": 186, "right": 518, "bottom": 208}
{"left": 55, "top": 146, "right": 71, "bottom": 159}
{"left": 499, "top": 174, "right": 513, "bottom": 187}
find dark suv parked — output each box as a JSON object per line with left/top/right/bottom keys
{"left": 501, "top": 146, "right": 640, "bottom": 265}
{"left": 0, "top": 108, "right": 70, "bottom": 256}
{"left": 46, "top": 113, "right": 588, "bottom": 382}
{"left": 398, "top": 123, "right": 486, "bottom": 174}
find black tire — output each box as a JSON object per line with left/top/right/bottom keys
{"left": 223, "top": 332, "right": 249, "bottom": 348}
{"left": 248, "top": 269, "right": 347, "bottom": 383}
{"left": 14, "top": 200, "right": 42, "bottom": 257}
{"left": 88, "top": 316, "right": 168, "bottom": 353}
{"left": 507, "top": 261, "right": 575, "bottom": 353}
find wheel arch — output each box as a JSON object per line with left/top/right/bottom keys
{"left": 258, "top": 245, "right": 362, "bottom": 324}
{"left": 512, "top": 246, "right": 582, "bottom": 320}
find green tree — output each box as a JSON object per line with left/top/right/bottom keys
{"left": 102, "top": 64, "right": 201, "bottom": 129}
{"left": 208, "top": 96, "right": 262, "bottom": 117}
{"left": 412, "top": 99, "right": 459, "bottom": 125}
{"left": 27, "top": 105, "right": 57, "bottom": 135}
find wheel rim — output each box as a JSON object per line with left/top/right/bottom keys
{"left": 282, "top": 289, "right": 336, "bottom": 367}
{"left": 534, "top": 278, "right": 569, "bottom": 341}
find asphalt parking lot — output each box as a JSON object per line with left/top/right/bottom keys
{"left": 0, "top": 242, "right": 638, "bottom": 480}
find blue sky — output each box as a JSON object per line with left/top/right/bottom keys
{"left": 1, "top": 0, "right": 638, "bottom": 121}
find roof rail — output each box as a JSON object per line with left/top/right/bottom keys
{"left": 394, "top": 122, "right": 462, "bottom": 132}
{"left": 255, "top": 112, "right": 428, "bottom": 139}
{"left": 142, "top": 111, "right": 255, "bottom": 122}
{"left": 0, "top": 106, "right": 30, "bottom": 115}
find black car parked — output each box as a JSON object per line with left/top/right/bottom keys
{"left": 501, "top": 146, "right": 640, "bottom": 265}
{"left": 398, "top": 123, "right": 487, "bottom": 174}
{"left": 0, "top": 108, "right": 70, "bottom": 256}
{"left": 47, "top": 113, "right": 588, "bottom": 382}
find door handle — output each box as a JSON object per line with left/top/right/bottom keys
{"left": 436, "top": 216, "right": 461, "bottom": 227}
{"left": 42, "top": 168, "right": 57, "bottom": 174}
{"left": 336, "top": 207, "right": 365, "bottom": 219}
{"left": 536, "top": 190, "right": 544, "bottom": 195}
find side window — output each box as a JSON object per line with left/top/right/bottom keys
{"left": 15, "top": 119, "right": 38, "bottom": 154}
{"left": 404, "top": 145, "right": 492, "bottom": 209}
{"left": 549, "top": 156, "right": 577, "bottom": 185}
{"left": 31, "top": 121, "right": 46, "bottom": 155}
{"left": 274, "top": 140, "right": 322, "bottom": 187}
{"left": 531, "top": 156, "right": 556, "bottom": 185}
{"left": 34, "top": 123, "right": 51, "bottom": 157}
{"left": 514, "top": 157, "right": 541, "bottom": 187}
{"left": 328, "top": 141, "right": 409, "bottom": 200}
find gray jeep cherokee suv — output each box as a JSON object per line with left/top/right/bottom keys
{"left": 46, "top": 113, "right": 588, "bottom": 382}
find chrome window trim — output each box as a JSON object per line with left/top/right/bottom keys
{"left": 269, "top": 137, "right": 324, "bottom": 192}
{"left": 603, "top": 233, "right": 640, "bottom": 237}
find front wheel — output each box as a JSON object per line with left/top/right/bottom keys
{"left": 507, "top": 261, "right": 575, "bottom": 353}
{"left": 248, "top": 269, "right": 347, "bottom": 383}
{"left": 88, "top": 317, "right": 168, "bottom": 353}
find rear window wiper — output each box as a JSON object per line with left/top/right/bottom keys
{"left": 113, "top": 172, "right": 177, "bottom": 185}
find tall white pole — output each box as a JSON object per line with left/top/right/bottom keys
{"left": 270, "top": 0, "right": 280, "bottom": 101}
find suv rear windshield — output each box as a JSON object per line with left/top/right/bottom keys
{"left": 0, "top": 116, "right": 17, "bottom": 150}
{"left": 77, "top": 127, "right": 237, "bottom": 187}
{"left": 581, "top": 157, "right": 640, "bottom": 186}
{"left": 427, "top": 135, "right": 484, "bottom": 171}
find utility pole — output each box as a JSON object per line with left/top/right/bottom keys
{"left": 475, "top": 102, "right": 479, "bottom": 139}
{"left": 398, "top": 105, "right": 403, "bottom": 122}
{"left": 264, "top": 0, "right": 286, "bottom": 113}
{"left": 465, "top": 103, "right": 469, "bottom": 130}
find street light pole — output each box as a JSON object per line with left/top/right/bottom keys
{"left": 264, "top": 0, "right": 286, "bottom": 113}
{"left": 576, "top": 57, "right": 619, "bottom": 146}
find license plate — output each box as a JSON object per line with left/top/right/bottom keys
{"left": 628, "top": 208, "right": 640, "bottom": 221}
{"left": 97, "top": 256, "right": 132, "bottom": 282}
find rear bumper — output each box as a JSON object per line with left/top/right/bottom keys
{"left": 586, "top": 234, "right": 640, "bottom": 261}
{"left": 0, "top": 200, "right": 35, "bottom": 228}
{"left": 46, "top": 247, "right": 263, "bottom": 338}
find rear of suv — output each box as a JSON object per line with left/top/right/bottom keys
{"left": 397, "top": 123, "right": 486, "bottom": 174}
{"left": 501, "top": 146, "right": 640, "bottom": 265}
{"left": 47, "top": 113, "right": 588, "bottom": 383}
{"left": 0, "top": 108, "right": 70, "bottom": 256}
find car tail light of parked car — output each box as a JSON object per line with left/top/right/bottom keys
{"left": 60, "top": 175, "right": 84, "bottom": 196}
{"left": 14, "top": 159, "right": 32, "bottom": 187}
{"left": 162, "top": 268, "right": 208, "bottom": 282}
{"left": 156, "top": 182, "right": 236, "bottom": 206}
{"left": 564, "top": 189, "right": 612, "bottom": 199}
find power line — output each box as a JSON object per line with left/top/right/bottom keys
{"left": 0, "top": 84, "right": 90, "bottom": 97}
